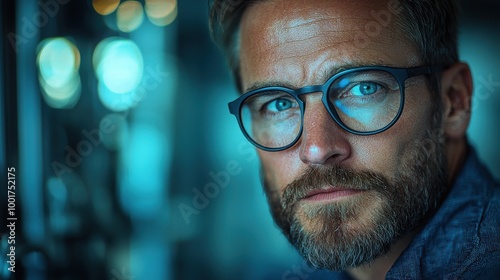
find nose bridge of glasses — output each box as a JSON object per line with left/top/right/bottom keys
{"left": 295, "top": 85, "right": 324, "bottom": 96}
{"left": 299, "top": 89, "right": 347, "bottom": 161}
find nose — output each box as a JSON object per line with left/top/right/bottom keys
{"left": 298, "top": 96, "right": 351, "bottom": 165}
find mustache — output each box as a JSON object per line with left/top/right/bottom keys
{"left": 282, "top": 165, "right": 390, "bottom": 210}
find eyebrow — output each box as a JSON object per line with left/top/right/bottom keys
{"left": 243, "top": 61, "right": 389, "bottom": 93}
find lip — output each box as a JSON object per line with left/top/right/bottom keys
{"left": 303, "top": 187, "right": 364, "bottom": 202}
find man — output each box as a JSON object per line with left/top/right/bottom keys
{"left": 209, "top": 0, "right": 500, "bottom": 279}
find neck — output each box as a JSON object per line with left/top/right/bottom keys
{"left": 445, "top": 138, "right": 468, "bottom": 186}
{"left": 347, "top": 232, "right": 416, "bottom": 280}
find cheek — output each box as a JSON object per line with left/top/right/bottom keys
{"left": 259, "top": 149, "right": 303, "bottom": 191}
{"left": 353, "top": 87, "right": 434, "bottom": 178}
{"left": 257, "top": 85, "right": 434, "bottom": 187}
{"left": 352, "top": 134, "right": 411, "bottom": 179}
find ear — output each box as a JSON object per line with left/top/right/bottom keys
{"left": 440, "top": 62, "right": 473, "bottom": 139}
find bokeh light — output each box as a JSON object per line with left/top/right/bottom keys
{"left": 92, "top": 0, "right": 120, "bottom": 15}
{"left": 119, "top": 122, "right": 167, "bottom": 218}
{"left": 37, "top": 38, "right": 81, "bottom": 108}
{"left": 97, "top": 82, "right": 129, "bottom": 111}
{"left": 116, "top": 0, "right": 144, "bottom": 32}
{"left": 94, "top": 38, "right": 143, "bottom": 93}
{"left": 93, "top": 37, "right": 144, "bottom": 111}
{"left": 145, "top": 0, "right": 177, "bottom": 26}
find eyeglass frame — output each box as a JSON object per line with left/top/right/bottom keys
{"left": 228, "top": 65, "right": 439, "bottom": 152}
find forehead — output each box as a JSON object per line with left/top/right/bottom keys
{"left": 242, "top": 0, "right": 393, "bottom": 46}
{"left": 238, "top": 0, "right": 419, "bottom": 90}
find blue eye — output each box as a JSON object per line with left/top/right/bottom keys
{"left": 266, "top": 98, "right": 297, "bottom": 112}
{"left": 351, "top": 82, "right": 380, "bottom": 96}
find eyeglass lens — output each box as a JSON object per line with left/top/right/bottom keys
{"left": 240, "top": 70, "right": 402, "bottom": 149}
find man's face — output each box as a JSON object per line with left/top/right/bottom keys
{"left": 238, "top": 0, "right": 448, "bottom": 271}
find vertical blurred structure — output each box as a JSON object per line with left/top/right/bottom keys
{"left": 2, "top": 1, "right": 23, "bottom": 279}
{"left": 2, "top": 0, "right": 179, "bottom": 279}
{"left": 0, "top": 0, "right": 499, "bottom": 280}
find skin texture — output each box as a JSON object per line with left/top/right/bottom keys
{"left": 240, "top": 0, "right": 428, "bottom": 187}
{"left": 238, "top": 0, "right": 473, "bottom": 278}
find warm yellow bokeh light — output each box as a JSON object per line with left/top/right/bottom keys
{"left": 92, "top": 0, "right": 120, "bottom": 15}
{"left": 117, "top": 1, "right": 144, "bottom": 32}
{"left": 39, "top": 74, "right": 81, "bottom": 109}
{"left": 37, "top": 38, "right": 82, "bottom": 108}
{"left": 37, "top": 38, "right": 80, "bottom": 88}
{"left": 145, "top": 0, "right": 177, "bottom": 26}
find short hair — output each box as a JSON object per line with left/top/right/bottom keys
{"left": 209, "top": 0, "right": 459, "bottom": 93}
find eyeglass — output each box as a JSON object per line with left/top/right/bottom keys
{"left": 228, "top": 65, "right": 438, "bottom": 152}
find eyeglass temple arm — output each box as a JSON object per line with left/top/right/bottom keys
{"left": 407, "top": 65, "right": 442, "bottom": 78}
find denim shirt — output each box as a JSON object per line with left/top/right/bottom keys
{"left": 308, "top": 148, "right": 500, "bottom": 279}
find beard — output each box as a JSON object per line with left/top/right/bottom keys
{"left": 262, "top": 125, "right": 448, "bottom": 271}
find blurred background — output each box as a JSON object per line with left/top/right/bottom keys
{"left": 0, "top": 0, "right": 499, "bottom": 279}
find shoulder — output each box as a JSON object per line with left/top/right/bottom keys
{"left": 457, "top": 184, "right": 500, "bottom": 279}
{"left": 388, "top": 148, "right": 500, "bottom": 279}
{"left": 456, "top": 180, "right": 500, "bottom": 279}
{"left": 442, "top": 149, "right": 500, "bottom": 278}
